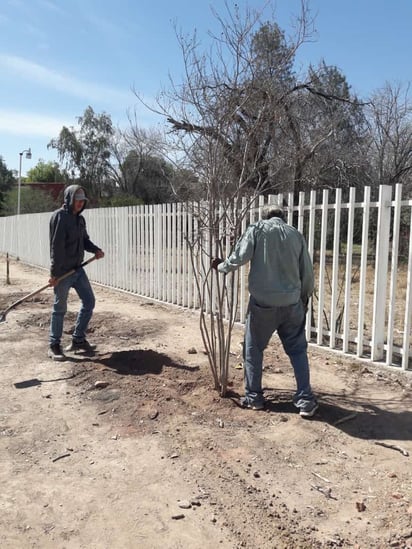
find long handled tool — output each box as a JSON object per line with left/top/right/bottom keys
{"left": 0, "top": 255, "right": 97, "bottom": 323}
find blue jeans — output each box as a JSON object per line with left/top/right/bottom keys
{"left": 243, "top": 296, "right": 315, "bottom": 404}
{"left": 49, "top": 268, "right": 95, "bottom": 345}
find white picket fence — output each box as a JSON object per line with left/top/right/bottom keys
{"left": 1, "top": 184, "right": 411, "bottom": 371}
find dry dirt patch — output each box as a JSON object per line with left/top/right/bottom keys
{"left": 0, "top": 258, "right": 411, "bottom": 549}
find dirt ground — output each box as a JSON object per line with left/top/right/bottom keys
{"left": 0, "top": 258, "right": 411, "bottom": 549}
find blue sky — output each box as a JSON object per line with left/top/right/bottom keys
{"left": 1, "top": 0, "right": 411, "bottom": 175}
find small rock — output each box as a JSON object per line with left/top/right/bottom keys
{"left": 94, "top": 381, "right": 109, "bottom": 389}
{"left": 170, "top": 453, "right": 179, "bottom": 459}
{"left": 253, "top": 471, "right": 260, "bottom": 478}
{"left": 171, "top": 514, "right": 185, "bottom": 520}
{"left": 178, "top": 500, "right": 191, "bottom": 509}
{"left": 187, "top": 347, "right": 197, "bottom": 354}
{"left": 356, "top": 501, "right": 366, "bottom": 512}
{"left": 148, "top": 409, "right": 159, "bottom": 420}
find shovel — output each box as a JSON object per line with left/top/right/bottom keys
{"left": 0, "top": 255, "right": 97, "bottom": 323}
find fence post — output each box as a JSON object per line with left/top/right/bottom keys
{"left": 386, "top": 184, "right": 402, "bottom": 365}
{"left": 371, "top": 185, "right": 392, "bottom": 361}
{"left": 6, "top": 253, "right": 10, "bottom": 284}
{"left": 306, "top": 190, "right": 316, "bottom": 342}
{"left": 317, "top": 189, "right": 328, "bottom": 345}
{"left": 357, "top": 186, "right": 371, "bottom": 357}
{"left": 342, "top": 187, "right": 356, "bottom": 354}
{"left": 402, "top": 204, "right": 412, "bottom": 370}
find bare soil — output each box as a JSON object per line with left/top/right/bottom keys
{"left": 0, "top": 258, "right": 411, "bottom": 549}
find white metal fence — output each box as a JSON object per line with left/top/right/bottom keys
{"left": 1, "top": 184, "right": 411, "bottom": 371}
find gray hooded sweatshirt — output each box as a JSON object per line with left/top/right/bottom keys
{"left": 49, "top": 185, "right": 100, "bottom": 277}
{"left": 218, "top": 217, "right": 314, "bottom": 307}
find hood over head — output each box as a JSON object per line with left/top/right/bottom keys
{"left": 63, "top": 185, "right": 88, "bottom": 213}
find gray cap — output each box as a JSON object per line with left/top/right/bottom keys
{"left": 74, "top": 189, "right": 87, "bottom": 201}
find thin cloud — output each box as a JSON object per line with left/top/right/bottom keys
{"left": 23, "top": 22, "right": 47, "bottom": 42}
{"left": 85, "top": 13, "right": 124, "bottom": 37}
{"left": 38, "top": 0, "right": 68, "bottom": 17}
{"left": 0, "top": 54, "right": 133, "bottom": 105}
{"left": 0, "top": 110, "right": 70, "bottom": 138}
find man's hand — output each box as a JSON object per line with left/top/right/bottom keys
{"left": 48, "top": 276, "right": 58, "bottom": 287}
{"left": 211, "top": 257, "right": 223, "bottom": 270}
{"left": 95, "top": 250, "right": 105, "bottom": 259}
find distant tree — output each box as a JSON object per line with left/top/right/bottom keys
{"left": 48, "top": 106, "right": 115, "bottom": 198}
{"left": 98, "top": 193, "right": 144, "bottom": 207}
{"left": 111, "top": 119, "right": 199, "bottom": 203}
{"left": 119, "top": 152, "right": 175, "bottom": 204}
{"left": 286, "top": 61, "right": 369, "bottom": 192}
{"left": 2, "top": 187, "right": 58, "bottom": 215}
{"left": 26, "top": 160, "right": 65, "bottom": 183}
{"left": 0, "top": 156, "right": 16, "bottom": 215}
{"left": 366, "top": 83, "right": 412, "bottom": 192}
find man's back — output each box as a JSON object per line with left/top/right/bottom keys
{"left": 249, "top": 217, "right": 312, "bottom": 306}
{"left": 218, "top": 216, "right": 314, "bottom": 307}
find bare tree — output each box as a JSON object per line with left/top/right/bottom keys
{"left": 366, "top": 83, "right": 412, "bottom": 192}
{"left": 135, "top": 1, "right": 362, "bottom": 395}
{"left": 133, "top": 2, "right": 316, "bottom": 395}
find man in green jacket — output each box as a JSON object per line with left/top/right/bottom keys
{"left": 212, "top": 205, "right": 318, "bottom": 417}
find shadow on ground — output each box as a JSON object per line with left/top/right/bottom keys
{"left": 96, "top": 349, "right": 198, "bottom": 376}
{"left": 264, "top": 390, "right": 412, "bottom": 442}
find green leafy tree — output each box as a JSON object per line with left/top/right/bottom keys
{"left": 26, "top": 160, "right": 65, "bottom": 183}
{"left": 121, "top": 151, "right": 176, "bottom": 204}
{"left": 2, "top": 187, "right": 58, "bottom": 215}
{"left": 0, "top": 156, "right": 16, "bottom": 214}
{"left": 98, "top": 193, "right": 144, "bottom": 207}
{"left": 48, "top": 106, "right": 115, "bottom": 198}
{"left": 285, "top": 61, "right": 368, "bottom": 193}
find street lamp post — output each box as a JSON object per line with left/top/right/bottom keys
{"left": 17, "top": 147, "right": 32, "bottom": 216}
{"left": 16, "top": 148, "right": 32, "bottom": 260}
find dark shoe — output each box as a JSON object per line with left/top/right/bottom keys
{"left": 297, "top": 400, "right": 319, "bottom": 418}
{"left": 65, "top": 339, "right": 96, "bottom": 353}
{"left": 48, "top": 343, "right": 66, "bottom": 362}
{"left": 239, "top": 396, "right": 265, "bottom": 410}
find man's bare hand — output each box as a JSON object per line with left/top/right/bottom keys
{"left": 211, "top": 257, "right": 223, "bottom": 270}
{"left": 95, "top": 250, "right": 105, "bottom": 259}
{"left": 48, "top": 276, "right": 58, "bottom": 287}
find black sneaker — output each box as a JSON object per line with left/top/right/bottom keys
{"left": 65, "top": 339, "right": 96, "bottom": 353}
{"left": 297, "top": 400, "right": 319, "bottom": 418}
{"left": 48, "top": 343, "right": 66, "bottom": 361}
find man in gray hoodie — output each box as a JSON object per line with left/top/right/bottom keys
{"left": 212, "top": 205, "right": 318, "bottom": 417}
{"left": 48, "top": 185, "right": 104, "bottom": 361}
